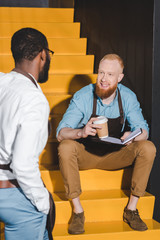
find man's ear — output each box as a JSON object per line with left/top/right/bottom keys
{"left": 40, "top": 49, "right": 46, "bottom": 64}
{"left": 118, "top": 73, "right": 124, "bottom": 83}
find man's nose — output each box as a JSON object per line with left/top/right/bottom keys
{"left": 101, "top": 74, "right": 108, "bottom": 81}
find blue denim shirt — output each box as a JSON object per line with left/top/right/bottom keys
{"left": 56, "top": 83, "right": 149, "bottom": 136}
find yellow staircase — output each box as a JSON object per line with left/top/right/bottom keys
{"left": 0, "top": 6, "right": 160, "bottom": 240}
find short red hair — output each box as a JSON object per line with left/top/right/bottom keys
{"left": 100, "top": 54, "right": 124, "bottom": 70}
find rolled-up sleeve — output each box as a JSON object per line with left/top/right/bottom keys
{"left": 56, "top": 94, "right": 84, "bottom": 137}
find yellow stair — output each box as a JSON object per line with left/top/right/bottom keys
{"left": 0, "top": 55, "right": 94, "bottom": 73}
{"left": 41, "top": 74, "right": 97, "bottom": 93}
{"left": 0, "top": 22, "right": 80, "bottom": 38}
{"left": 0, "top": 7, "right": 74, "bottom": 23}
{"left": 0, "top": 6, "right": 160, "bottom": 240}
{"left": 0, "top": 38, "right": 87, "bottom": 55}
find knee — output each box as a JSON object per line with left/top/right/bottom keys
{"left": 58, "top": 140, "right": 79, "bottom": 163}
{"left": 58, "top": 139, "right": 77, "bottom": 155}
{"left": 135, "top": 140, "right": 156, "bottom": 163}
{"left": 58, "top": 140, "right": 82, "bottom": 172}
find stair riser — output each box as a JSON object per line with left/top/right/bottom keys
{"left": 52, "top": 230, "right": 160, "bottom": 240}
{"left": 40, "top": 142, "right": 59, "bottom": 166}
{"left": 53, "top": 219, "right": 160, "bottom": 237}
{"left": 0, "top": 222, "right": 4, "bottom": 230}
{"left": 46, "top": 95, "right": 71, "bottom": 115}
{"left": 54, "top": 197, "right": 154, "bottom": 224}
{"left": 0, "top": 55, "right": 94, "bottom": 73}
{"left": 48, "top": 115, "right": 62, "bottom": 140}
{"left": 0, "top": 38, "right": 87, "bottom": 55}
{"left": 0, "top": 22, "right": 80, "bottom": 38}
{"left": 50, "top": 55, "right": 94, "bottom": 74}
{"left": 41, "top": 168, "right": 135, "bottom": 193}
{"left": 0, "top": 7, "right": 74, "bottom": 23}
{"left": 42, "top": 74, "right": 97, "bottom": 94}
{"left": 0, "top": 222, "right": 4, "bottom": 240}
{"left": 0, "top": 233, "right": 4, "bottom": 240}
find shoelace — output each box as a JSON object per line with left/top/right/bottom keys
{"left": 131, "top": 209, "right": 140, "bottom": 220}
{"left": 73, "top": 213, "right": 84, "bottom": 222}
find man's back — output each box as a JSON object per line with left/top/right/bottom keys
{"left": 0, "top": 71, "right": 50, "bottom": 213}
{"left": 0, "top": 27, "right": 54, "bottom": 240}
{"left": 0, "top": 71, "right": 48, "bottom": 164}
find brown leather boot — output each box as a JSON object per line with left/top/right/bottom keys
{"left": 68, "top": 212, "right": 85, "bottom": 234}
{"left": 123, "top": 207, "right": 148, "bottom": 231}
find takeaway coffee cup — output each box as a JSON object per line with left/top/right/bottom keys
{"left": 93, "top": 116, "right": 108, "bottom": 138}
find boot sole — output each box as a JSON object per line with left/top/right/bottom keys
{"left": 68, "top": 229, "right": 85, "bottom": 235}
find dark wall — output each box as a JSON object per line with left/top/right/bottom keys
{"left": 150, "top": 0, "right": 160, "bottom": 222}
{"left": 0, "top": 0, "right": 74, "bottom": 8}
{"left": 49, "top": 0, "right": 74, "bottom": 8}
{"left": 74, "top": 0, "right": 154, "bottom": 126}
{"left": 75, "top": 0, "right": 160, "bottom": 222}
{"left": 0, "top": 0, "right": 49, "bottom": 7}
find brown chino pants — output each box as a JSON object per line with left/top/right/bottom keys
{"left": 58, "top": 140, "right": 156, "bottom": 199}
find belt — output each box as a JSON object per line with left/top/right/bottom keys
{"left": 0, "top": 163, "right": 12, "bottom": 172}
{"left": 0, "top": 179, "right": 20, "bottom": 188}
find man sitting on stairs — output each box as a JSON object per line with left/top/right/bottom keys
{"left": 56, "top": 54, "right": 156, "bottom": 234}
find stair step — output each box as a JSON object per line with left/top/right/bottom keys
{"left": 49, "top": 38, "right": 87, "bottom": 55}
{"left": 0, "top": 222, "right": 4, "bottom": 240}
{"left": 39, "top": 142, "right": 59, "bottom": 166}
{"left": 0, "top": 221, "right": 4, "bottom": 231}
{"left": 0, "top": 233, "right": 4, "bottom": 240}
{"left": 52, "top": 190, "right": 154, "bottom": 224}
{"left": 0, "top": 55, "right": 94, "bottom": 73}
{"left": 48, "top": 114, "right": 62, "bottom": 141}
{"left": 0, "top": 22, "right": 80, "bottom": 38}
{"left": 46, "top": 94, "right": 71, "bottom": 114}
{"left": 53, "top": 220, "right": 160, "bottom": 240}
{"left": 41, "top": 74, "right": 97, "bottom": 94}
{"left": 0, "top": 38, "right": 87, "bottom": 55}
{"left": 53, "top": 189, "right": 151, "bottom": 202}
{"left": 0, "top": 7, "right": 74, "bottom": 23}
{"left": 41, "top": 168, "right": 133, "bottom": 193}
{"left": 50, "top": 55, "right": 94, "bottom": 74}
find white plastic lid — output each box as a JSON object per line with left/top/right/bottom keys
{"left": 93, "top": 116, "right": 108, "bottom": 124}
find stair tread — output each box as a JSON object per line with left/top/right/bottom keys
{"left": 0, "top": 55, "right": 94, "bottom": 73}
{"left": 0, "top": 38, "right": 87, "bottom": 55}
{"left": 52, "top": 189, "right": 152, "bottom": 202}
{"left": 0, "top": 7, "right": 74, "bottom": 23}
{"left": 53, "top": 219, "right": 160, "bottom": 236}
{"left": 41, "top": 73, "right": 97, "bottom": 94}
{"left": 41, "top": 167, "right": 134, "bottom": 192}
{"left": 0, "top": 22, "right": 80, "bottom": 38}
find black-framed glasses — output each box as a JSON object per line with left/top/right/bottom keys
{"left": 44, "top": 48, "right": 54, "bottom": 57}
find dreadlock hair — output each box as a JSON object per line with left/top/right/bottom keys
{"left": 11, "top": 27, "right": 48, "bottom": 64}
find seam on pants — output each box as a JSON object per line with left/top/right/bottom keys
{"left": 37, "top": 213, "right": 47, "bottom": 240}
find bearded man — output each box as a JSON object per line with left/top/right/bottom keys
{"left": 56, "top": 54, "right": 156, "bottom": 234}
{"left": 0, "top": 28, "right": 55, "bottom": 240}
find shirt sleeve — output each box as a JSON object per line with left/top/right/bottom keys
{"left": 11, "top": 95, "right": 50, "bottom": 214}
{"left": 56, "top": 93, "right": 85, "bottom": 136}
{"left": 125, "top": 91, "right": 149, "bottom": 135}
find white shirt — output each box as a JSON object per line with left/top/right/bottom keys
{"left": 0, "top": 71, "right": 50, "bottom": 214}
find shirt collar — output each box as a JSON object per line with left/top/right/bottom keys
{"left": 28, "top": 73, "right": 42, "bottom": 91}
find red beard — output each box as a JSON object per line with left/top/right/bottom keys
{"left": 95, "top": 82, "right": 118, "bottom": 99}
